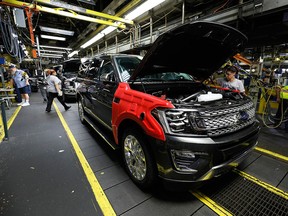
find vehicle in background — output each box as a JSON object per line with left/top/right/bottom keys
{"left": 29, "top": 77, "right": 39, "bottom": 92}
{"left": 54, "top": 58, "right": 81, "bottom": 102}
{"left": 76, "top": 21, "right": 260, "bottom": 190}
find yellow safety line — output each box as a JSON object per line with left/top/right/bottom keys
{"left": 190, "top": 190, "right": 233, "bottom": 216}
{"left": 53, "top": 102, "right": 116, "bottom": 216}
{"left": 190, "top": 145, "right": 288, "bottom": 214}
{"left": 234, "top": 169, "right": 288, "bottom": 200}
{"left": 0, "top": 106, "right": 21, "bottom": 142}
{"left": 7, "top": 106, "right": 22, "bottom": 128}
{"left": 255, "top": 147, "right": 288, "bottom": 162}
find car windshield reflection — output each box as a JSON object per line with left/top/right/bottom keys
{"left": 116, "top": 56, "right": 142, "bottom": 81}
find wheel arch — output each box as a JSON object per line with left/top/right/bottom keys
{"left": 118, "top": 119, "right": 144, "bottom": 147}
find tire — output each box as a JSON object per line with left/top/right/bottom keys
{"left": 121, "top": 128, "right": 157, "bottom": 190}
{"left": 78, "top": 98, "right": 86, "bottom": 124}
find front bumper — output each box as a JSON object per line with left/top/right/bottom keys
{"left": 150, "top": 122, "right": 260, "bottom": 184}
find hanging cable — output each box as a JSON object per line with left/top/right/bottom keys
{"left": 0, "top": 6, "right": 25, "bottom": 63}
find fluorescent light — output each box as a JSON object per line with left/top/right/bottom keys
{"left": 41, "top": 55, "right": 63, "bottom": 59}
{"left": 78, "top": 0, "right": 95, "bottom": 5}
{"left": 40, "top": 53, "right": 63, "bottom": 57}
{"left": 124, "top": 0, "right": 165, "bottom": 20}
{"left": 40, "top": 26, "right": 74, "bottom": 36}
{"left": 68, "top": 50, "right": 79, "bottom": 58}
{"left": 80, "top": 34, "right": 104, "bottom": 49}
{"left": 80, "top": 26, "right": 116, "bottom": 49}
{"left": 39, "top": 45, "right": 72, "bottom": 50}
{"left": 80, "top": 0, "right": 165, "bottom": 49}
{"left": 38, "top": 49, "right": 66, "bottom": 54}
{"left": 102, "top": 26, "right": 116, "bottom": 35}
{"left": 41, "top": 34, "right": 66, "bottom": 41}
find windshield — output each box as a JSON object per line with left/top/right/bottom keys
{"left": 115, "top": 56, "right": 194, "bottom": 82}
{"left": 135, "top": 72, "right": 194, "bottom": 82}
{"left": 115, "top": 56, "right": 142, "bottom": 81}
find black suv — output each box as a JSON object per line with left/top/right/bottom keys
{"left": 76, "top": 21, "right": 260, "bottom": 190}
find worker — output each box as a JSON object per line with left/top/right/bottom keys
{"left": 216, "top": 65, "right": 245, "bottom": 94}
{"left": 8, "top": 64, "right": 31, "bottom": 106}
{"left": 274, "top": 84, "right": 288, "bottom": 132}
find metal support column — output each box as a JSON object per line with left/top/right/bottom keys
{"left": 0, "top": 99, "right": 8, "bottom": 140}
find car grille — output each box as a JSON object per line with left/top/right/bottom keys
{"left": 165, "top": 101, "right": 255, "bottom": 137}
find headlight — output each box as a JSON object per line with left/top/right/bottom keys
{"left": 152, "top": 108, "right": 198, "bottom": 134}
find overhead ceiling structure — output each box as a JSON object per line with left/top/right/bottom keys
{"left": 0, "top": 0, "right": 137, "bottom": 61}
{"left": 1, "top": 0, "right": 288, "bottom": 64}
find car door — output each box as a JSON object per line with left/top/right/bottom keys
{"left": 91, "top": 59, "right": 117, "bottom": 129}
{"left": 78, "top": 59, "right": 101, "bottom": 112}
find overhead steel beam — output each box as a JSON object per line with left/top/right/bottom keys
{"left": 0, "top": 0, "right": 127, "bottom": 29}
{"left": 34, "top": 0, "right": 133, "bottom": 25}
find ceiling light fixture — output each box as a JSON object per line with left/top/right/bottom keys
{"left": 40, "top": 53, "right": 63, "bottom": 57}
{"left": 41, "top": 34, "right": 66, "bottom": 41}
{"left": 79, "top": 0, "right": 165, "bottom": 49}
{"left": 41, "top": 55, "right": 63, "bottom": 59}
{"left": 39, "top": 45, "right": 72, "bottom": 50}
{"left": 40, "top": 26, "right": 74, "bottom": 36}
{"left": 80, "top": 26, "right": 116, "bottom": 49}
{"left": 68, "top": 50, "right": 79, "bottom": 58}
{"left": 38, "top": 49, "right": 66, "bottom": 54}
{"left": 124, "top": 0, "right": 165, "bottom": 20}
{"left": 78, "top": 0, "right": 96, "bottom": 6}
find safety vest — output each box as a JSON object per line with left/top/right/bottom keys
{"left": 280, "top": 85, "right": 288, "bottom": 99}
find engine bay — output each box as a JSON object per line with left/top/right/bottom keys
{"left": 145, "top": 83, "right": 248, "bottom": 108}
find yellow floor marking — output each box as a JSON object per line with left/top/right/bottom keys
{"left": 53, "top": 102, "right": 116, "bottom": 216}
{"left": 234, "top": 169, "right": 288, "bottom": 200}
{"left": 190, "top": 146, "right": 288, "bottom": 214}
{"left": 255, "top": 146, "right": 288, "bottom": 162}
{"left": 0, "top": 106, "right": 21, "bottom": 142}
{"left": 190, "top": 190, "right": 233, "bottom": 216}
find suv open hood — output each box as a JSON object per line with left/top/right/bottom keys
{"left": 129, "top": 21, "right": 247, "bottom": 81}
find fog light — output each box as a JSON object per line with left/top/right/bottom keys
{"left": 170, "top": 150, "right": 208, "bottom": 173}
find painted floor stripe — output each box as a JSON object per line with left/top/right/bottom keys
{"left": 190, "top": 190, "right": 233, "bottom": 216}
{"left": 0, "top": 106, "right": 21, "bottom": 142}
{"left": 234, "top": 169, "right": 288, "bottom": 200}
{"left": 191, "top": 147, "right": 288, "bottom": 215}
{"left": 191, "top": 168, "right": 288, "bottom": 215}
{"left": 54, "top": 102, "right": 116, "bottom": 216}
{"left": 255, "top": 146, "right": 288, "bottom": 162}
